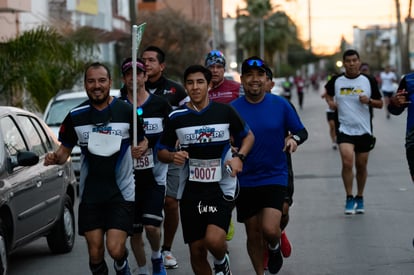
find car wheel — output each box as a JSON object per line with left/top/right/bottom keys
{"left": 46, "top": 195, "right": 75, "bottom": 254}
{"left": 0, "top": 219, "right": 8, "bottom": 275}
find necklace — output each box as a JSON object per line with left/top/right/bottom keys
{"left": 190, "top": 101, "right": 199, "bottom": 112}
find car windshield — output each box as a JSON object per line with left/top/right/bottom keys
{"left": 45, "top": 97, "right": 87, "bottom": 126}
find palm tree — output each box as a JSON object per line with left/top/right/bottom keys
{"left": 236, "top": 0, "right": 300, "bottom": 73}
{"left": 0, "top": 26, "right": 97, "bottom": 111}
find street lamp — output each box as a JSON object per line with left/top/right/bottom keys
{"left": 209, "top": 0, "right": 216, "bottom": 49}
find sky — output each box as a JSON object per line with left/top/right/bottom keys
{"left": 223, "top": 0, "right": 411, "bottom": 55}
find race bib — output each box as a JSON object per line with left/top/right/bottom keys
{"left": 87, "top": 132, "right": 121, "bottom": 157}
{"left": 189, "top": 158, "right": 222, "bottom": 182}
{"left": 134, "top": 148, "right": 154, "bottom": 170}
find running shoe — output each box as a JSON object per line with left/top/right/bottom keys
{"left": 226, "top": 219, "right": 235, "bottom": 241}
{"left": 280, "top": 231, "right": 292, "bottom": 258}
{"left": 344, "top": 196, "right": 355, "bottom": 215}
{"left": 354, "top": 196, "right": 365, "bottom": 214}
{"left": 162, "top": 250, "right": 178, "bottom": 269}
{"left": 267, "top": 246, "right": 283, "bottom": 274}
{"left": 214, "top": 254, "right": 232, "bottom": 275}
{"left": 152, "top": 256, "right": 167, "bottom": 275}
{"left": 113, "top": 259, "right": 131, "bottom": 275}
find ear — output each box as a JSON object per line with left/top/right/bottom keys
{"left": 160, "top": 62, "right": 166, "bottom": 72}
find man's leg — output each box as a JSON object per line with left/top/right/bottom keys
{"left": 339, "top": 142, "right": 357, "bottom": 214}
{"left": 130, "top": 232, "right": 148, "bottom": 274}
{"left": 162, "top": 164, "right": 180, "bottom": 269}
{"left": 263, "top": 207, "right": 283, "bottom": 274}
{"left": 339, "top": 143, "right": 356, "bottom": 196}
{"left": 354, "top": 151, "right": 369, "bottom": 214}
{"left": 245, "top": 213, "right": 265, "bottom": 274}
{"left": 189, "top": 240, "right": 211, "bottom": 275}
{"left": 106, "top": 229, "right": 131, "bottom": 274}
{"left": 355, "top": 151, "right": 369, "bottom": 197}
{"left": 85, "top": 229, "right": 107, "bottom": 274}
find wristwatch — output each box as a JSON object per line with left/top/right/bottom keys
{"left": 291, "top": 134, "right": 301, "bottom": 143}
{"left": 232, "top": 152, "right": 246, "bottom": 162}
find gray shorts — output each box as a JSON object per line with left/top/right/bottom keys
{"left": 166, "top": 163, "right": 181, "bottom": 198}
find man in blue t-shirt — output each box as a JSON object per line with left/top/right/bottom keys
{"left": 232, "top": 57, "right": 308, "bottom": 275}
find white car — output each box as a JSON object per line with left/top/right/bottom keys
{"left": 43, "top": 89, "right": 120, "bottom": 181}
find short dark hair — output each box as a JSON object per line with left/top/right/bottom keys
{"left": 183, "top": 65, "right": 212, "bottom": 84}
{"left": 84, "top": 62, "right": 111, "bottom": 82}
{"left": 142, "top": 45, "right": 165, "bottom": 63}
{"left": 343, "top": 49, "right": 360, "bottom": 60}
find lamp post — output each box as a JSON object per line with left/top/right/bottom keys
{"left": 209, "top": 0, "right": 216, "bottom": 49}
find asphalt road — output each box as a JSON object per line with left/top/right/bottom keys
{"left": 8, "top": 86, "right": 414, "bottom": 275}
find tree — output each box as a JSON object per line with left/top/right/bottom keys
{"left": 236, "top": 0, "right": 307, "bottom": 75}
{"left": 115, "top": 8, "right": 210, "bottom": 82}
{"left": 0, "top": 26, "right": 97, "bottom": 111}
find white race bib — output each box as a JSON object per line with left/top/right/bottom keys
{"left": 189, "top": 158, "right": 222, "bottom": 182}
{"left": 87, "top": 132, "right": 122, "bottom": 157}
{"left": 134, "top": 148, "right": 154, "bottom": 170}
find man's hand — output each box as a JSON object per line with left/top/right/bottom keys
{"left": 44, "top": 152, "right": 58, "bottom": 166}
{"left": 132, "top": 137, "right": 149, "bottom": 159}
{"left": 390, "top": 89, "right": 410, "bottom": 107}
{"left": 283, "top": 135, "right": 298, "bottom": 153}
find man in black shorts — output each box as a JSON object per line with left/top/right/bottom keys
{"left": 44, "top": 62, "right": 147, "bottom": 275}
{"left": 325, "top": 49, "right": 383, "bottom": 215}
{"left": 157, "top": 65, "right": 254, "bottom": 275}
{"left": 232, "top": 57, "right": 308, "bottom": 275}
{"left": 141, "top": 46, "right": 188, "bottom": 269}
{"left": 119, "top": 57, "right": 172, "bottom": 275}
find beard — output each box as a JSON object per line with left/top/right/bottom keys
{"left": 87, "top": 90, "right": 110, "bottom": 106}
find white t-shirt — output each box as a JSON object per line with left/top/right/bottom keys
{"left": 380, "top": 71, "right": 397, "bottom": 92}
{"left": 334, "top": 75, "right": 373, "bottom": 136}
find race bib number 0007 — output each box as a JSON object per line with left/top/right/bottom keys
{"left": 189, "top": 158, "right": 222, "bottom": 182}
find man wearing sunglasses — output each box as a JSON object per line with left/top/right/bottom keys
{"left": 141, "top": 46, "right": 189, "bottom": 270}
{"left": 205, "top": 50, "right": 241, "bottom": 104}
{"left": 232, "top": 56, "right": 308, "bottom": 275}
{"left": 120, "top": 57, "right": 172, "bottom": 275}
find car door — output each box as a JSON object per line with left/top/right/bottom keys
{"left": 0, "top": 113, "right": 61, "bottom": 242}
{"left": 0, "top": 114, "right": 44, "bottom": 240}
{"left": 14, "top": 114, "right": 65, "bottom": 238}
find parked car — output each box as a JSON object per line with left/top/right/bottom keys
{"left": 43, "top": 89, "right": 120, "bottom": 181}
{"left": 0, "top": 106, "right": 77, "bottom": 274}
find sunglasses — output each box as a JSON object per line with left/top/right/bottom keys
{"left": 246, "top": 59, "right": 264, "bottom": 67}
{"left": 207, "top": 50, "right": 224, "bottom": 58}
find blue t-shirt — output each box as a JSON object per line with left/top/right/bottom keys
{"left": 231, "top": 93, "right": 305, "bottom": 187}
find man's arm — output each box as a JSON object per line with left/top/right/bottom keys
{"left": 226, "top": 129, "right": 255, "bottom": 176}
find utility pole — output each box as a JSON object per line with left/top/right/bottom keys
{"left": 308, "top": 0, "right": 312, "bottom": 53}
{"left": 209, "top": 0, "right": 216, "bottom": 49}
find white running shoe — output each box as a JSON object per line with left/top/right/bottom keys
{"left": 162, "top": 250, "right": 178, "bottom": 269}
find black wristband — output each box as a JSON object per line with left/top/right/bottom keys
{"left": 232, "top": 152, "right": 246, "bottom": 162}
